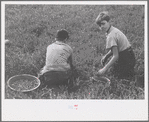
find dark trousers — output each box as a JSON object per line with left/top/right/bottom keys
{"left": 38, "top": 70, "right": 72, "bottom": 88}
{"left": 111, "top": 47, "right": 136, "bottom": 79}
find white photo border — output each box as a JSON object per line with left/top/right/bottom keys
{"left": 1, "top": 1, "right": 148, "bottom": 121}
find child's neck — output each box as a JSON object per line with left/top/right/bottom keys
{"left": 106, "top": 25, "right": 111, "bottom": 34}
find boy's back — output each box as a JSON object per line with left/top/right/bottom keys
{"left": 42, "top": 41, "right": 73, "bottom": 73}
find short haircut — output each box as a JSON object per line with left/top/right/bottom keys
{"left": 95, "top": 11, "right": 110, "bottom": 25}
{"left": 56, "top": 29, "right": 69, "bottom": 41}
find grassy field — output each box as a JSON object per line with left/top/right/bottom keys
{"left": 5, "top": 4, "right": 145, "bottom": 99}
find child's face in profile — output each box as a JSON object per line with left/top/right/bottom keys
{"left": 98, "top": 20, "right": 110, "bottom": 32}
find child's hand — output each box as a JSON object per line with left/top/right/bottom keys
{"left": 96, "top": 68, "right": 107, "bottom": 76}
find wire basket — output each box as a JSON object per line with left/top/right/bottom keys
{"left": 90, "top": 76, "right": 111, "bottom": 87}
{"left": 7, "top": 74, "right": 40, "bottom": 92}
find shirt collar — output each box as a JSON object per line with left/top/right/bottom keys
{"left": 106, "top": 25, "right": 113, "bottom": 35}
{"left": 55, "top": 41, "right": 66, "bottom": 45}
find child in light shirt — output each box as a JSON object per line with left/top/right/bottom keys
{"left": 95, "top": 11, "right": 136, "bottom": 79}
{"left": 38, "top": 29, "right": 73, "bottom": 88}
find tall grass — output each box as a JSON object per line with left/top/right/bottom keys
{"left": 5, "top": 5, "right": 145, "bottom": 99}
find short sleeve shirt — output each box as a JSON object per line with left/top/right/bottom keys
{"left": 106, "top": 26, "right": 131, "bottom": 52}
{"left": 41, "top": 41, "right": 73, "bottom": 74}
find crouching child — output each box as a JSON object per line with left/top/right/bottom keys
{"left": 95, "top": 11, "right": 136, "bottom": 80}
{"left": 38, "top": 29, "right": 74, "bottom": 89}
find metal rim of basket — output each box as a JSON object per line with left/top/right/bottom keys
{"left": 90, "top": 76, "right": 111, "bottom": 84}
{"left": 7, "top": 74, "right": 41, "bottom": 92}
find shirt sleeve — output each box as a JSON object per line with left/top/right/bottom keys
{"left": 106, "top": 35, "right": 118, "bottom": 50}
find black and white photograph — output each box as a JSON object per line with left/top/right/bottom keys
{"left": 1, "top": 1, "right": 148, "bottom": 121}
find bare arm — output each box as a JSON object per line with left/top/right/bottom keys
{"left": 68, "top": 55, "right": 74, "bottom": 70}
{"left": 101, "top": 50, "right": 112, "bottom": 66}
{"left": 97, "top": 46, "right": 119, "bottom": 75}
{"left": 104, "top": 46, "right": 119, "bottom": 70}
{"left": 105, "top": 50, "right": 113, "bottom": 59}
